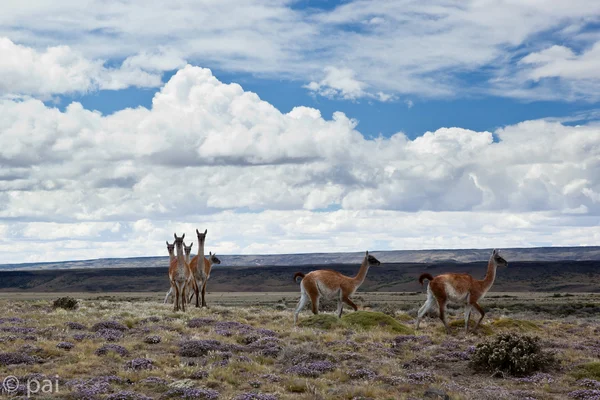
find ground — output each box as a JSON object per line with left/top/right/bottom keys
{"left": 0, "top": 292, "right": 599, "bottom": 400}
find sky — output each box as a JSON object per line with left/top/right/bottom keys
{"left": 1, "top": 0, "right": 599, "bottom": 264}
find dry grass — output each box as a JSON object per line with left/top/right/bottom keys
{"left": 0, "top": 293, "right": 598, "bottom": 399}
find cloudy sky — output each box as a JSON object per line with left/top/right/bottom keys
{"left": 1, "top": 0, "right": 599, "bottom": 264}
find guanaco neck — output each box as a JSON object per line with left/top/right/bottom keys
{"left": 198, "top": 239, "right": 206, "bottom": 275}
{"left": 352, "top": 257, "right": 370, "bottom": 287}
{"left": 480, "top": 257, "right": 497, "bottom": 292}
{"left": 175, "top": 242, "right": 186, "bottom": 271}
{"left": 168, "top": 250, "right": 175, "bottom": 263}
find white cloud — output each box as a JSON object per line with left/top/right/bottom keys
{"left": 0, "top": 37, "right": 162, "bottom": 97}
{"left": 520, "top": 43, "right": 600, "bottom": 81}
{"left": 1, "top": 1, "right": 599, "bottom": 100}
{"left": 0, "top": 65, "right": 599, "bottom": 263}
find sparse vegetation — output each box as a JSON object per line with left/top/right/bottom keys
{"left": 0, "top": 293, "right": 598, "bottom": 399}
{"left": 570, "top": 362, "right": 600, "bottom": 380}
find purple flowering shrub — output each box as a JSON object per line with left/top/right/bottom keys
{"left": 284, "top": 361, "right": 336, "bottom": 378}
{"left": 66, "top": 376, "right": 124, "bottom": 399}
{"left": 0, "top": 352, "right": 35, "bottom": 365}
{"left": 0, "top": 326, "right": 36, "bottom": 334}
{"left": 406, "top": 371, "right": 435, "bottom": 383}
{"left": 124, "top": 358, "right": 154, "bottom": 370}
{"left": 188, "top": 318, "right": 217, "bottom": 328}
{"left": 66, "top": 321, "right": 87, "bottom": 330}
{"left": 95, "top": 344, "right": 129, "bottom": 357}
{"left": 144, "top": 335, "right": 162, "bottom": 344}
{"left": 0, "top": 317, "right": 24, "bottom": 324}
{"left": 246, "top": 337, "right": 282, "bottom": 357}
{"left": 96, "top": 328, "right": 124, "bottom": 341}
{"left": 91, "top": 320, "right": 128, "bottom": 332}
{"left": 160, "top": 387, "right": 220, "bottom": 399}
{"left": 57, "top": 341, "right": 75, "bottom": 350}
{"left": 106, "top": 391, "right": 153, "bottom": 400}
{"left": 578, "top": 380, "right": 600, "bottom": 389}
{"left": 347, "top": 368, "right": 378, "bottom": 380}
{"left": 179, "top": 339, "right": 225, "bottom": 357}
{"left": 73, "top": 333, "right": 95, "bottom": 341}
{"left": 568, "top": 390, "right": 600, "bottom": 400}
{"left": 190, "top": 370, "right": 209, "bottom": 380}
{"left": 515, "top": 372, "right": 555, "bottom": 385}
{"left": 233, "top": 394, "right": 278, "bottom": 400}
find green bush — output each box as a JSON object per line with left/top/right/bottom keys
{"left": 444, "top": 320, "right": 494, "bottom": 335}
{"left": 469, "top": 333, "right": 556, "bottom": 377}
{"left": 341, "top": 311, "right": 414, "bottom": 334}
{"left": 491, "top": 318, "right": 541, "bottom": 332}
{"left": 299, "top": 314, "right": 343, "bottom": 330}
{"left": 52, "top": 296, "right": 79, "bottom": 310}
{"left": 570, "top": 362, "right": 600, "bottom": 380}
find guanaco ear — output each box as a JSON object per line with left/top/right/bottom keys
{"left": 492, "top": 248, "right": 498, "bottom": 255}
{"left": 182, "top": 233, "right": 185, "bottom": 239}
{"left": 366, "top": 250, "right": 369, "bottom": 256}
{"left": 190, "top": 243, "right": 193, "bottom": 248}
{"left": 173, "top": 233, "right": 177, "bottom": 240}
{"left": 209, "top": 251, "right": 212, "bottom": 256}
{"left": 196, "top": 228, "right": 199, "bottom": 235}
{"left": 166, "top": 241, "right": 169, "bottom": 246}
{"left": 204, "top": 229, "right": 207, "bottom": 234}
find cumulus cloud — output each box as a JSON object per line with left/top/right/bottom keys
{"left": 0, "top": 65, "right": 599, "bottom": 262}
{"left": 0, "top": 37, "right": 163, "bottom": 97}
{"left": 1, "top": 1, "right": 599, "bottom": 101}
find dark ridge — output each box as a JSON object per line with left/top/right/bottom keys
{"left": 0, "top": 261, "right": 598, "bottom": 293}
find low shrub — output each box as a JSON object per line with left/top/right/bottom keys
{"left": 298, "top": 314, "right": 342, "bottom": 330}
{"left": 469, "top": 333, "right": 556, "bottom": 377}
{"left": 53, "top": 296, "right": 78, "bottom": 310}
{"left": 342, "top": 311, "right": 414, "bottom": 334}
{"left": 492, "top": 318, "right": 541, "bottom": 332}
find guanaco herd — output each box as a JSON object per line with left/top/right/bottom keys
{"left": 163, "top": 229, "right": 508, "bottom": 334}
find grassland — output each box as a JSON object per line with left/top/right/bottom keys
{"left": 0, "top": 292, "right": 599, "bottom": 399}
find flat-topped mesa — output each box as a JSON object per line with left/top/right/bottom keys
{"left": 415, "top": 248, "right": 508, "bottom": 334}
{"left": 169, "top": 233, "right": 191, "bottom": 312}
{"left": 293, "top": 251, "right": 381, "bottom": 325}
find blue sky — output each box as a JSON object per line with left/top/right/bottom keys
{"left": 0, "top": 0, "right": 599, "bottom": 263}
{"left": 64, "top": 72, "right": 597, "bottom": 140}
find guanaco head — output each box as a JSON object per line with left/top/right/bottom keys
{"left": 365, "top": 250, "right": 381, "bottom": 266}
{"left": 173, "top": 233, "right": 185, "bottom": 247}
{"left": 184, "top": 241, "right": 194, "bottom": 256}
{"left": 491, "top": 249, "right": 508, "bottom": 267}
{"left": 209, "top": 251, "right": 221, "bottom": 265}
{"left": 196, "top": 228, "right": 207, "bottom": 246}
{"left": 166, "top": 241, "right": 175, "bottom": 255}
